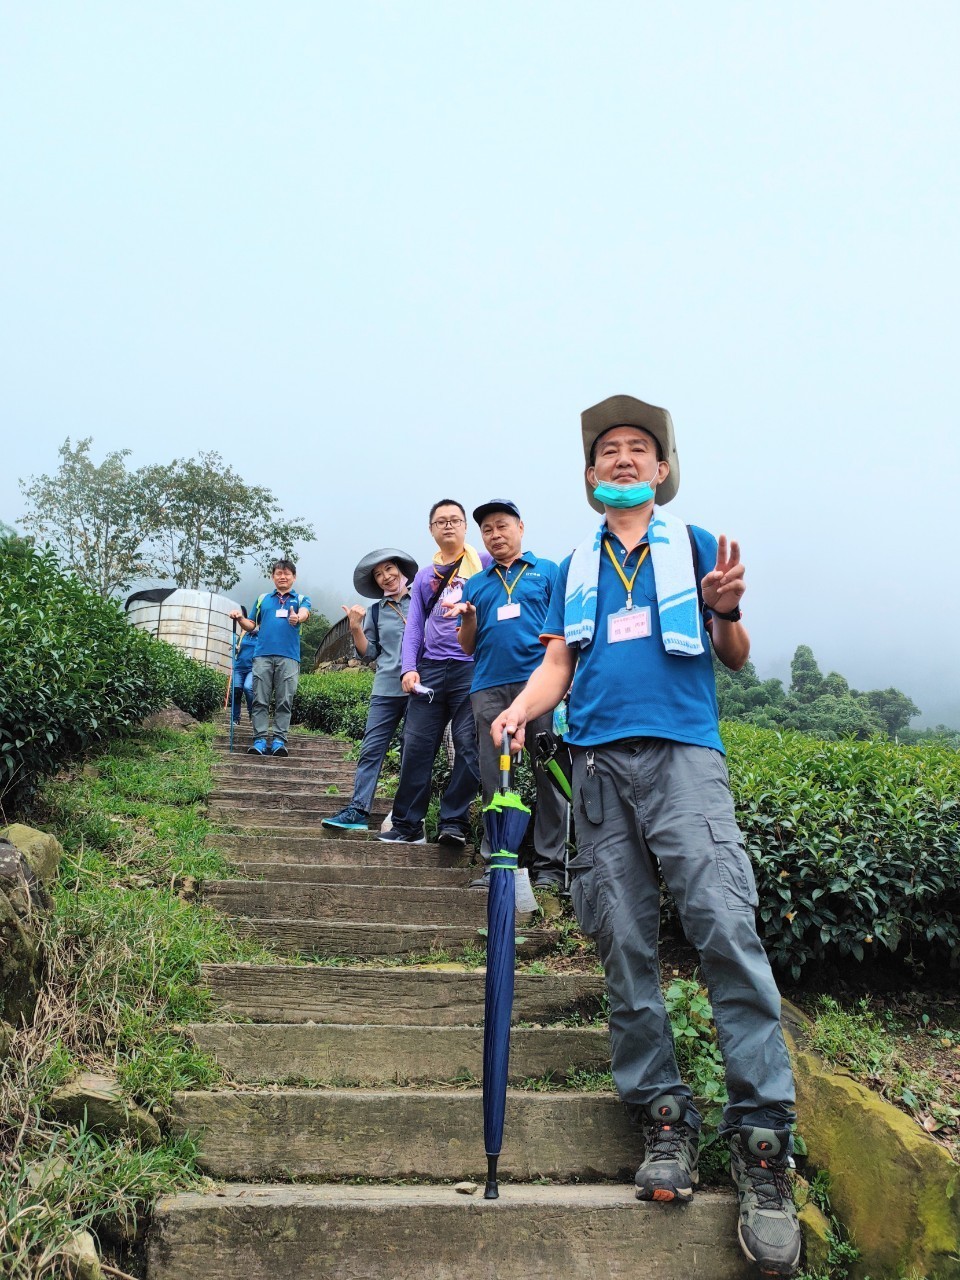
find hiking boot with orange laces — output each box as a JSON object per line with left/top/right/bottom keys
{"left": 729, "top": 1125, "right": 801, "bottom": 1276}
{"left": 634, "top": 1094, "right": 699, "bottom": 1203}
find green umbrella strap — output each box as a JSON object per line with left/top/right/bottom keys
{"left": 490, "top": 851, "right": 519, "bottom": 871}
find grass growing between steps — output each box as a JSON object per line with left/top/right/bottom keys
{"left": 1, "top": 724, "right": 274, "bottom": 1279}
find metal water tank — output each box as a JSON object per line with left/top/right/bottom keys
{"left": 124, "top": 589, "right": 242, "bottom": 676}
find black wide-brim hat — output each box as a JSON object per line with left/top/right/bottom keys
{"left": 581, "top": 394, "right": 680, "bottom": 512}
{"left": 353, "top": 548, "right": 419, "bottom": 599}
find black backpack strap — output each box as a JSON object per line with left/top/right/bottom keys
{"left": 686, "top": 525, "right": 704, "bottom": 614}
{"left": 370, "top": 600, "right": 382, "bottom": 658}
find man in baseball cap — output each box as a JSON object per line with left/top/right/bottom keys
{"left": 444, "top": 500, "right": 565, "bottom": 890}
{"left": 492, "top": 395, "right": 801, "bottom": 1276}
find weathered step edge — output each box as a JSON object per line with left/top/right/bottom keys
{"left": 226, "top": 918, "right": 556, "bottom": 960}
{"left": 148, "top": 1184, "right": 751, "bottom": 1280}
{"left": 169, "top": 1088, "right": 636, "bottom": 1181}
{"left": 187, "top": 1022, "right": 610, "bottom": 1085}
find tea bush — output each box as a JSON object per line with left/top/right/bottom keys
{"left": 0, "top": 537, "right": 226, "bottom": 808}
{"left": 293, "top": 669, "right": 375, "bottom": 739}
{"left": 724, "top": 722, "right": 960, "bottom": 977}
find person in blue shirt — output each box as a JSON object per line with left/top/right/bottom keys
{"left": 230, "top": 620, "right": 258, "bottom": 724}
{"left": 491, "top": 396, "right": 801, "bottom": 1277}
{"left": 229, "top": 558, "right": 311, "bottom": 757}
{"left": 447, "top": 500, "right": 566, "bottom": 891}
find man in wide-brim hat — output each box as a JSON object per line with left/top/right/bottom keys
{"left": 492, "top": 395, "right": 801, "bottom": 1277}
{"left": 322, "top": 548, "right": 418, "bottom": 832}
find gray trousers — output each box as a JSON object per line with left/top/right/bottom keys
{"left": 471, "top": 683, "right": 567, "bottom": 878}
{"left": 252, "top": 655, "right": 300, "bottom": 741}
{"left": 569, "top": 738, "right": 795, "bottom": 1136}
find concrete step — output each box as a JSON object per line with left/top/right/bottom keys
{"left": 169, "top": 1087, "right": 636, "bottom": 1181}
{"left": 209, "top": 804, "right": 393, "bottom": 827}
{"left": 214, "top": 735, "right": 355, "bottom": 759}
{"left": 226, "top": 918, "right": 555, "bottom": 960}
{"left": 233, "top": 861, "right": 477, "bottom": 887}
{"left": 148, "top": 1183, "right": 750, "bottom": 1280}
{"left": 210, "top": 791, "right": 390, "bottom": 815}
{"left": 187, "top": 1022, "right": 609, "bottom": 1085}
{"left": 201, "top": 964, "right": 605, "bottom": 1025}
{"left": 211, "top": 766, "right": 360, "bottom": 789}
{"left": 207, "top": 832, "right": 468, "bottom": 865}
{"left": 204, "top": 880, "right": 490, "bottom": 926}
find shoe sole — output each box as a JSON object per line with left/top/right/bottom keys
{"left": 635, "top": 1185, "right": 695, "bottom": 1203}
{"left": 377, "top": 835, "right": 426, "bottom": 845}
{"left": 321, "top": 821, "right": 369, "bottom": 831}
{"left": 437, "top": 833, "right": 466, "bottom": 847}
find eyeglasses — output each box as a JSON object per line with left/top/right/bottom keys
{"left": 431, "top": 517, "right": 465, "bottom": 528}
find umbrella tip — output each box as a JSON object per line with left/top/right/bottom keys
{"left": 483, "top": 1181, "right": 499, "bottom": 1200}
{"left": 484, "top": 1154, "right": 500, "bottom": 1199}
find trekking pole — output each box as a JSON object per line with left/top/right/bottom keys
{"left": 229, "top": 618, "right": 238, "bottom": 754}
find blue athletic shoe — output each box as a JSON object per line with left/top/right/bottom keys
{"left": 322, "top": 804, "right": 369, "bottom": 831}
{"left": 270, "top": 740, "right": 289, "bottom": 757}
{"left": 247, "top": 738, "right": 267, "bottom": 755}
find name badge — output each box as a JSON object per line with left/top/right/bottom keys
{"left": 497, "top": 603, "right": 521, "bottom": 621}
{"left": 276, "top": 608, "right": 289, "bottom": 618}
{"left": 607, "top": 606, "right": 651, "bottom": 643}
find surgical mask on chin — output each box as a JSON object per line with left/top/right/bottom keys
{"left": 592, "top": 463, "right": 660, "bottom": 509}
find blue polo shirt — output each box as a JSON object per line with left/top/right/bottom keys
{"left": 541, "top": 525, "right": 724, "bottom": 752}
{"left": 251, "top": 588, "right": 312, "bottom": 662}
{"left": 461, "top": 552, "right": 561, "bottom": 693}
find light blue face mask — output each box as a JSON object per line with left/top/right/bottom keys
{"left": 592, "top": 462, "right": 661, "bottom": 509}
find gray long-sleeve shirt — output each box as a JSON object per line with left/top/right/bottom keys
{"left": 357, "top": 595, "right": 410, "bottom": 697}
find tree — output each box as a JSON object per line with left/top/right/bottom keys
{"left": 863, "top": 687, "right": 920, "bottom": 737}
{"left": 19, "top": 438, "right": 162, "bottom": 598}
{"left": 146, "top": 452, "right": 316, "bottom": 591}
{"left": 789, "top": 645, "right": 826, "bottom": 703}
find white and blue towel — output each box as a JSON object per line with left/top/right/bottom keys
{"left": 564, "top": 508, "right": 704, "bottom": 656}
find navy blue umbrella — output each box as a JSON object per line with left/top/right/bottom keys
{"left": 481, "top": 732, "right": 531, "bottom": 1200}
{"left": 228, "top": 618, "right": 239, "bottom": 754}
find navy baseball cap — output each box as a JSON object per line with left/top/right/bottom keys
{"left": 473, "top": 499, "right": 521, "bottom": 525}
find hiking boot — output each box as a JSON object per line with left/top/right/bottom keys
{"left": 377, "top": 827, "right": 426, "bottom": 845}
{"left": 247, "top": 738, "right": 267, "bottom": 755}
{"left": 729, "top": 1126, "right": 801, "bottom": 1276}
{"left": 322, "top": 804, "right": 369, "bottom": 831}
{"left": 532, "top": 871, "right": 564, "bottom": 890}
{"left": 270, "top": 739, "right": 289, "bottom": 757}
{"left": 469, "top": 870, "right": 491, "bottom": 889}
{"left": 437, "top": 826, "right": 467, "bottom": 849}
{"left": 634, "top": 1094, "right": 699, "bottom": 1203}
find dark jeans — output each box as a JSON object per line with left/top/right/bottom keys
{"left": 389, "top": 658, "right": 480, "bottom": 837}
{"left": 231, "top": 669, "right": 254, "bottom": 721}
{"left": 350, "top": 694, "right": 408, "bottom": 814}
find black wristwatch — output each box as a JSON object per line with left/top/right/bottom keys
{"left": 707, "top": 604, "right": 742, "bottom": 622}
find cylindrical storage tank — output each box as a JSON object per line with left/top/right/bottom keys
{"left": 125, "top": 589, "right": 243, "bottom": 676}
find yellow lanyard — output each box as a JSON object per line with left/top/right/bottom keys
{"left": 383, "top": 599, "right": 407, "bottom": 626}
{"left": 603, "top": 538, "right": 649, "bottom": 611}
{"left": 494, "top": 562, "right": 530, "bottom": 601}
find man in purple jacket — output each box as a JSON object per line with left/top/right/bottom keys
{"left": 378, "top": 499, "right": 490, "bottom": 846}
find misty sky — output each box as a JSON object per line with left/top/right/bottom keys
{"left": 2, "top": 3, "right": 958, "bottom": 726}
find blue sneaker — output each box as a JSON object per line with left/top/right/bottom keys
{"left": 270, "top": 739, "right": 289, "bottom": 757}
{"left": 247, "top": 738, "right": 267, "bottom": 755}
{"left": 322, "top": 804, "right": 369, "bottom": 831}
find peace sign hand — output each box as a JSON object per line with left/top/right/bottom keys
{"left": 700, "top": 535, "right": 745, "bottom": 616}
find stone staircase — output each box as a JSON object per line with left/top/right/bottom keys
{"left": 147, "top": 724, "right": 751, "bottom": 1279}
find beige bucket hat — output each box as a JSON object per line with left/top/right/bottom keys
{"left": 581, "top": 394, "right": 679, "bottom": 512}
{"left": 353, "top": 548, "right": 419, "bottom": 599}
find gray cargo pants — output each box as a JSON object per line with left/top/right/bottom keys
{"left": 569, "top": 738, "right": 795, "bottom": 1136}
{"left": 251, "top": 655, "right": 300, "bottom": 742}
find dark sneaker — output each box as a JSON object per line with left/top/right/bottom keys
{"left": 437, "top": 827, "right": 467, "bottom": 849}
{"left": 469, "top": 870, "right": 491, "bottom": 889}
{"left": 634, "top": 1094, "right": 700, "bottom": 1203}
{"left": 729, "top": 1126, "right": 801, "bottom": 1276}
{"left": 532, "top": 872, "right": 564, "bottom": 890}
{"left": 270, "top": 739, "right": 289, "bottom": 757}
{"left": 322, "top": 805, "right": 369, "bottom": 831}
{"left": 247, "top": 738, "right": 267, "bottom": 755}
{"left": 377, "top": 827, "right": 426, "bottom": 845}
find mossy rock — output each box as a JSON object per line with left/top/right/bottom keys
{"left": 1, "top": 824, "right": 63, "bottom": 885}
{"left": 783, "top": 1000, "right": 960, "bottom": 1279}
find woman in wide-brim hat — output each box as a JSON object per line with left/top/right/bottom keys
{"left": 322, "top": 548, "right": 418, "bottom": 832}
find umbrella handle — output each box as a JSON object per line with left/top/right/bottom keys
{"left": 499, "top": 731, "right": 513, "bottom": 793}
